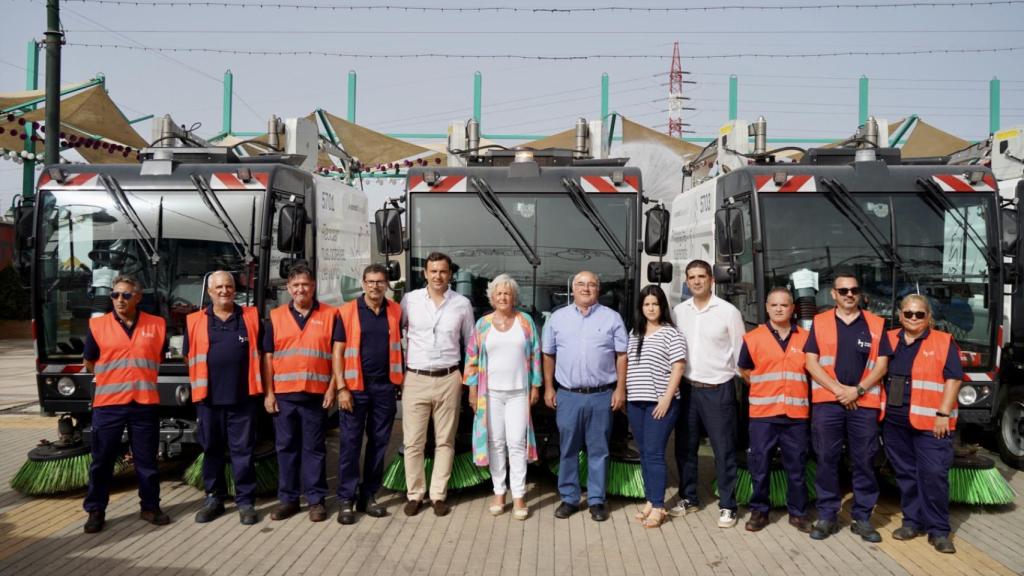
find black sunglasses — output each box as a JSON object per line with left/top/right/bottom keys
{"left": 835, "top": 287, "right": 861, "bottom": 296}
{"left": 110, "top": 291, "right": 134, "bottom": 300}
{"left": 902, "top": 310, "right": 927, "bottom": 320}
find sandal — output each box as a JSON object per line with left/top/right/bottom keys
{"left": 513, "top": 507, "right": 529, "bottom": 521}
{"left": 642, "top": 508, "right": 668, "bottom": 529}
{"left": 635, "top": 502, "right": 653, "bottom": 522}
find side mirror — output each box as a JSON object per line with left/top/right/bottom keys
{"left": 715, "top": 207, "right": 744, "bottom": 258}
{"left": 713, "top": 262, "right": 740, "bottom": 284}
{"left": 277, "top": 204, "right": 307, "bottom": 253}
{"left": 386, "top": 260, "right": 401, "bottom": 282}
{"left": 12, "top": 198, "right": 34, "bottom": 287}
{"left": 375, "top": 208, "right": 403, "bottom": 256}
{"left": 647, "top": 261, "right": 673, "bottom": 284}
{"left": 644, "top": 205, "right": 670, "bottom": 257}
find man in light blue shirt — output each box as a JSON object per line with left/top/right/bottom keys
{"left": 542, "top": 271, "right": 628, "bottom": 522}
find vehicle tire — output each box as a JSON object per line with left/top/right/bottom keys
{"left": 997, "top": 385, "right": 1024, "bottom": 470}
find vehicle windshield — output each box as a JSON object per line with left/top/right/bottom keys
{"left": 408, "top": 193, "right": 637, "bottom": 326}
{"left": 37, "top": 188, "right": 265, "bottom": 361}
{"left": 760, "top": 192, "right": 996, "bottom": 367}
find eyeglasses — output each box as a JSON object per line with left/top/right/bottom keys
{"left": 110, "top": 291, "right": 134, "bottom": 300}
{"left": 902, "top": 310, "right": 927, "bottom": 320}
{"left": 574, "top": 282, "right": 599, "bottom": 288}
{"left": 835, "top": 287, "right": 861, "bottom": 296}
{"left": 363, "top": 280, "right": 388, "bottom": 286}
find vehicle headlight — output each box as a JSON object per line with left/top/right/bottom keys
{"left": 958, "top": 385, "right": 978, "bottom": 406}
{"left": 175, "top": 384, "right": 191, "bottom": 406}
{"left": 57, "top": 377, "right": 76, "bottom": 396}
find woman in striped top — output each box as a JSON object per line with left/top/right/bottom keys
{"left": 626, "top": 284, "right": 687, "bottom": 528}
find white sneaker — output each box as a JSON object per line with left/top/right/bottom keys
{"left": 718, "top": 508, "right": 737, "bottom": 528}
{"left": 668, "top": 498, "right": 698, "bottom": 517}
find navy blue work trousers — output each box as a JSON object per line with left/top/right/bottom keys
{"left": 84, "top": 403, "right": 160, "bottom": 513}
{"left": 274, "top": 393, "right": 327, "bottom": 505}
{"left": 336, "top": 378, "right": 398, "bottom": 503}
{"left": 676, "top": 381, "right": 739, "bottom": 511}
{"left": 197, "top": 400, "right": 258, "bottom": 506}
{"left": 883, "top": 410, "right": 953, "bottom": 537}
{"left": 748, "top": 418, "right": 809, "bottom": 516}
{"left": 812, "top": 402, "right": 879, "bottom": 522}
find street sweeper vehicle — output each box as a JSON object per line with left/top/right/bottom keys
{"left": 667, "top": 116, "right": 1015, "bottom": 506}
{"left": 373, "top": 118, "right": 672, "bottom": 497}
{"left": 9, "top": 115, "right": 369, "bottom": 495}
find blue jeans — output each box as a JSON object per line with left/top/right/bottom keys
{"left": 556, "top": 388, "right": 612, "bottom": 506}
{"left": 628, "top": 399, "right": 679, "bottom": 508}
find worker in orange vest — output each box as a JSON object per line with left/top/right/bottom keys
{"left": 877, "top": 294, "right": 963, "bottom": 554}
{"left": 184, "top": 270, "right": 263, "bottom": 525}
{"left": 82, "top": 274, "right": 168, "bottom": 534}
{"left": 737, "top": 287, "right": 812, "bottom": 533}
{"left": 334, "top": 263, "right": 404, "bottom": 524}
{"left": 262, "top": 262, "right": 342, "bottom": 523}
{"left": 804, "top": 272, "right": 889, "bottom": 543}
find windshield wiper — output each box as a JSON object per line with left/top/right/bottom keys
{"left": 560, "top": 177, "right": 633, "bottom": 270}
{"left": 98, "top": 173, "right": 160, "bottom": 265}
{"left": 915, "top": 177, "right": 999, "bottom": 271}
{"left": 820, "top": 178, "right": 904, "bottom": 270}
{"left": 468, "top": 176, "right": 541, "bottom": 268}
{"left": 190, "top": 174, "right": 254, "bottom": 265}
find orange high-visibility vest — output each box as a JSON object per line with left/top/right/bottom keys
{"left": 743, "top": 324, "right": 810, "bottom": 419}
{"left": 809, "top": 309, "right": 886, "bottom": 409}
{"left": 269, "top": 303, "right": 335, "bottom": 394}
{"left": 338, "top": 297, "right": 403, "bottom": 392}
{"left": 885, "top": 328, "right": 959, "bottom": 431}
{"left": 89, "top": 311, "right": 165, "bottom": 407}
{"left": 186, "top": 305, "right": 263, "bottom": 402}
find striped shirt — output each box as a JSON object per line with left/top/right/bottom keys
{"left": 625, "top": 326, "right": 687, "bottom": 402}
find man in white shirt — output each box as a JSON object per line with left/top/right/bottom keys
{"left": 400, "top": 252, "right": 475, "bottom": 517}
{"left": 670, "top": 259, "right": 746, "bottom": 528}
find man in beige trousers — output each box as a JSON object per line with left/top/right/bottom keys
{"left": 400, "top": 252, "right": 475, "bottom": 517}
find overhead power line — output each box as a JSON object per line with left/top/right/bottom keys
{"left": 66, "top": 43, "right": 1024, "bottom": 60}
{"left": 62, "top": 28, "right": 1024, "bottom": 35}
{"left": 55, "top": 0, "right": 1024, "bottom": 12}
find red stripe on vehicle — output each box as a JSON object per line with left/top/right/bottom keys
{"left": 37, "top": 173, "right": 52, "bottom": 187}
{"left": 62, "top": 365, "right": 84, "bottom": 373}
{"left": 254, "top": 173, "right": 269, "bottom": 188}
{"left": 431, "top": 176, "right": 465, "bottom": 192}
{"left": 754, "top": 175, "right": 773, "bottom": 191}
{"left": 982, "top": 174, "right": 998, "bottom": 190}
{"left": 935, "top": 174, "right": 973, "bottom": 192}
{"left": 624, "top": 175, "right": 640, "bottom": 191}
{"left": 68, "top": 173, "right": 96, "bottom": 186}
{"left": 583, "top": 176, "right": 617, "bottom": 193}
{"left": 408, "top": 175, "right": 424, "bottom": 190}
{"left": 779, "top": 175, "right": 812, "bottom": 193}
{"left": 215, "top": 173, "right": 246, "bottom": 189}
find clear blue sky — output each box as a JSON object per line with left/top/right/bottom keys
{"left": 2, "top": 0, "right": 1022, "bottom": 210}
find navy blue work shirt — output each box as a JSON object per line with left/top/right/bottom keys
{"left": 803, "top": 311, "right": 873, "bottom": 386}
{"left": 182, "top": 305, "right": 255, "bottom": 405}
{"left": 739, "top": 322, "right": 804, "bottom": 425}
{"left": 83, "top": 312, "right": 169, "bottom": 361}
{"left": 878, "top": 328, "right": 963, "bottom": 410}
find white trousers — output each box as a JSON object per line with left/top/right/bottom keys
{"left": 487, "top": 389, "right": 529, "bottom": 498}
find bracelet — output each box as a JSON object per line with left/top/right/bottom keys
{"left": 936, "top": 411, "right": 950, "bottom": 418}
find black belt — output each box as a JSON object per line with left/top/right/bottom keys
{"left": 685, "top": 377, "right": 724, "bottom": 389}
{"left": 556, "top": 382, "right": 615, "bottom": 395}
{"left": 408, "top": 365, "right": 459, "bottom": 378}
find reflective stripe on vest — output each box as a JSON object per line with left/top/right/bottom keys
{"left": 809, "top": 309, "right": 886, "bottom": 411}
{"left": 269, "top": 303, "right": 335, "bottom": 394}
{"left": 185, "top": 306, "right": 264, "bottom": 402}
{"left": 885, "top": 328, "right": 959, "bottom": 431}
{"left": 337, "top": 298, "right": 404, "bottom": 392}
{"left": 89, "top": 311, "right": 165, "bottom": 407}
{"left": 743, "top": 324, "right": 811, "bottom": 419}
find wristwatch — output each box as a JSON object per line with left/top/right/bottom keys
{"left": 856, "top": 385, "right": 866, "bottom": 397}
{"left": 936, "top": 411, "right": 950, "bottom": 418}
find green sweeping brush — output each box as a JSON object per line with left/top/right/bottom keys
{"left": 714, "top": 461, "right": 817, "bottom": 507}
{"left": 546, "top": 452, "right": 645, "bottom": 498}
{"left": 183, "top": 445, "right": 279, "bottom": 497}
{"left": 380, "top": 449, "right": 490, "bottom": 492}
{"left": 548, "top": 451, "right": 589, "bottom": 486}
{"left": 948, "top": 452, "right": 1015, "bottom": 505}
{"left": 11, "top": 440, "right": 130, "bottom": 496}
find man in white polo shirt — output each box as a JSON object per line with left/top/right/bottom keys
{"left": 400, "top": 252, "right": 475, "bottom": 517}
{"left": 670, "top": 259, "right": 746, "bottom": 528}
